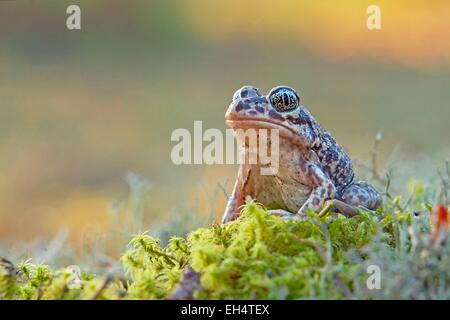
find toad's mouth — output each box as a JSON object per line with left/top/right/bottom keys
{"left": 225, "top": 116, "right": 307, "bottom": 147}
{"left": 226, "top": 117, "right": 292, "bottom": 133}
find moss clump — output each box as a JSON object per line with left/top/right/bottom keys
{"left": 122, "top": 234, "right": 188, "bottom": 299}
{"left": 122, "top": 201, "right": 381, "bottom": 299}
{"left": 2, "top": 200, "right": 449, "bottom": 300}
{"left": 0, "top": 259, "right": 125, "bottom": 300}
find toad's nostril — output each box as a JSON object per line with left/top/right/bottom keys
{"left": 232, "top": 85, "right": 262, "bottom": 101}
{"left": 268, "top": 86, "right": 300, "bottom": 112}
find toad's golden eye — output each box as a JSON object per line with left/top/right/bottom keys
{"left": 268, "top": 86, "right": 300, "bottom": 112}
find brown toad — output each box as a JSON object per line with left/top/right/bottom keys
{"left": 221, "top": 85, "right": 382, "bottom": 224}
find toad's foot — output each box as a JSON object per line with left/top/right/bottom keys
{"left": 269, "top": 199, "right": 375, "bottom": 221}
{"left": 319, "top": 199, "right": 376, "bottom": 217}
{"left": 268, "top": 209, "right": 308, "bottom": 221}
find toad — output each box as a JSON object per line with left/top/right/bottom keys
{"left": 222, "top": 85, "right": 382, "bottom": 224}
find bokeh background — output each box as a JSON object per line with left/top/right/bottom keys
{"left": 0, "top": 0, "right": 449, "bottom": 265}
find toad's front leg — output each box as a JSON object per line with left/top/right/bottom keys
{"left": 267, "top": 162, "right": 336, "bottom": 219}
{"left": 297, "top": 161, "right": 336, "bottom": 216}
{"left": 221, "top": 165, "right": 251, "bottom": 225}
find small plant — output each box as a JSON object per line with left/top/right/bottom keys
{"left": 1, "top": 190, "right": 449, "bottom": 299}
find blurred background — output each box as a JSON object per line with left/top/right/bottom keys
{"left": 0, "top": 0, "right": 449, "bottom": 267}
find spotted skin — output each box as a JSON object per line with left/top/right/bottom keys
{"left": 222, "top": 85, "right": 382, "bottom": 224}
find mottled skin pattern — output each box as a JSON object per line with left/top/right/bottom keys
{"left": 222, "top": 85, "right": 382, "bottom": 224}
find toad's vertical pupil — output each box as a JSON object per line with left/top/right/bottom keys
{"left": 283, "top": 92, "right": 289, "bottom": 106}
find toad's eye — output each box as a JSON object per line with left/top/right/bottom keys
{"left": 268, "top": 86, "right": 300, "bottom": 112}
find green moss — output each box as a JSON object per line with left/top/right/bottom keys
{"left": 122, "top": 232, "right": 187, "bottom": 299}
{"left": 120, "top": 201, "right": 382, "bottom": 299}
{"left": 1, "top": 199, "right": 449, "bottom": 300}
{"left": 188, "top": 202, "right": 380, "bottom": 299}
